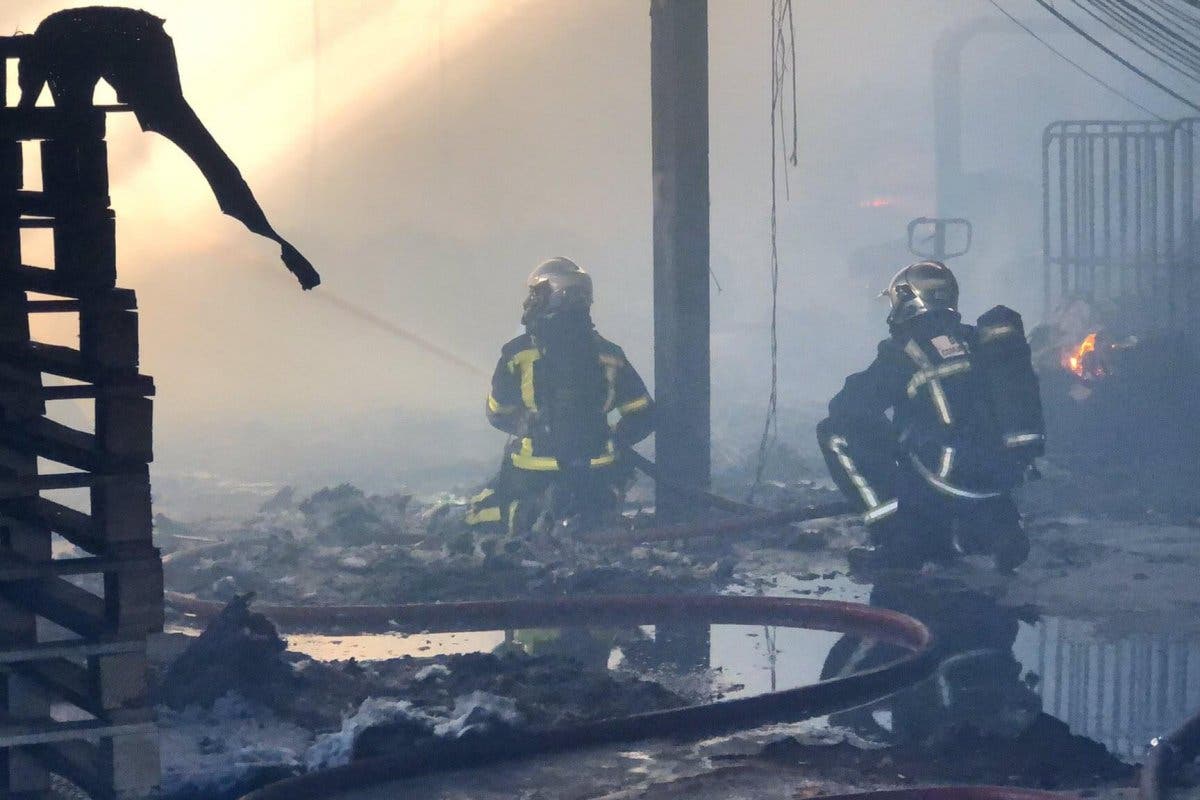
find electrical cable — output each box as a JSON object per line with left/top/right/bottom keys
{"left": 1073, "top": 0, "right": 1200, "bottom": 84}
{"left": 1031, "top": 0, "right": 1200, "bottom": 112}
{"left": 1143, "top": 0, "right": 1200, "bottom": 37}
{"left": 987, "top": 0, "right": 1168, "bottom": 119}
{"left": 749, "top": 0, "right": 793, "bottom": 503}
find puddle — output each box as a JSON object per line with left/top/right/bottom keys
{"left": 168, "top": 573, "right": 1199, "bottom": 763}
{"left": 1016, "top": 616, "right": 1200, "bottom": 760}
{"left": 165, "top": 625, "right": 507, "bottom": 661}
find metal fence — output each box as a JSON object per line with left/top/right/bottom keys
{"left": 1043, "top": 118, "right": 1200, "bottom": 335}
{"left": 1026, "top": 617, "right": 1198, "bottom": 760}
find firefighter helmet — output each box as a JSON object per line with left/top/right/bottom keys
{"left": 522, "top": 257, "right": 593, "bottom": 325}
{"left": 882, "top": 260, "right": 959, "bottom": 326}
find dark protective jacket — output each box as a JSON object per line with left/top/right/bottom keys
{"left": 828, "top": 309, "right": 1036, "bottom": 498}
{"left": 486, "top": 331, "right": 654, "bottom": 471}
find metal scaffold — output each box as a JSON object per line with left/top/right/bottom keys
{"left": 0, "top": 36, "right": 162, "bottom": 799}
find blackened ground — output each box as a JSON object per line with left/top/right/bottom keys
{"left": 759, "top": 713, "right": 1134, "bottom": 790}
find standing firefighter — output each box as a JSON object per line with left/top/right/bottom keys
{"left": 817, "top": 261, "right": 1044, "bottom": 572}
{"left": 468, "top": 258, "right": 654, "bottom": 534}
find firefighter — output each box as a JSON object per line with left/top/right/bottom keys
{"left": 467, "top": 258, "right": 654, "bottom": 534}
{"left": 817, "top": 261, "right": 1044, "bottom": 572}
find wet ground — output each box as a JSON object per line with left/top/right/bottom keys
{"left": 142, "top": 473, "right": 1200, "bottom": 800}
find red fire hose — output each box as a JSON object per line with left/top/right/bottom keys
{"left": 171, "top": 592, "right": 932, "bottom": 800}
{"left": 164, "top": 590, "right": 1074, "bottom": 800}
{"left": 162, "top": 591, "right": 1082, "bottom": 800}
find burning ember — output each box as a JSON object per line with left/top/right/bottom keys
{"left": 1060, "top": 331, "right": 1141, "bottom": 381}
{"left": 1063, "top": 332, "right": 1103, "bottom": 380}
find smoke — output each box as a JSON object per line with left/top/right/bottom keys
{"left": 2, "top": 0, "right": 1182, "bottom": 494}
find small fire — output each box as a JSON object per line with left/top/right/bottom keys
{"left": 1062, "top": 332, "right": 1106, "bottom": 380}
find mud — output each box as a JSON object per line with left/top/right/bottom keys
{"left": 759, "top": 713, "right": 1133, "bottom": 789}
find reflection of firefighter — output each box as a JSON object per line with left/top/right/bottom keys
{"left": 468, "top": 259, "right": 654, "bottom": 534}
{"left": 817, "top": 261, "right": 1044, "bottom": 572}
{"left": 821, "top": 578, "right": 1041, "bottom": 744}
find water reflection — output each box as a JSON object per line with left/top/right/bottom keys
{"left": 818, "top": 577, "right": 1041, "bottom": 743}
{"left": 1015, "top": 617, "right": 1199, "bottom": 759}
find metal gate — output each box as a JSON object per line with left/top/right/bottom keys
{"left": 1043, "top": 119, "right": 1200, "bottom": 334}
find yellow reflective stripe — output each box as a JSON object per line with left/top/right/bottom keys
{"left": 470, "top": 488, "right": 495, "bottom": 504}
{"left": 506, "top": 349, "right": 541, "bottom": 412}
{"left": 508, "top": 501, "right": 519, "bottom": 534}
{"left": 511, "top": 438, "right": 618, "bottom": 471}
{"left": 617, "top": 396, "right": 650, "bottom": 415}
{"left": 487, "top": 394, "right": 519, "bottom": 415}
{"left": 511, "top": 437, "right": 560, "bottom": 471}
{"left": 599, "top": 353, "right": 623, "bottom": 412}
{"left": 466, "top": 506, "right": 501, "bottom": 524}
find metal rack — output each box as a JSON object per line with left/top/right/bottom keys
{"left": 0, "top": 36, "right": 162, "bottom": 799}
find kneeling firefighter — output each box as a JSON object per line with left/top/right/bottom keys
{"left": 817, "top": 261, "right": 1044, "bottom": 572}
{"left": 468, "top": 258, "right": 654, "bottom": 534}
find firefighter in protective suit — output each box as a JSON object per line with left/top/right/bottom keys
{"left": 817, "top": 261, "right": 1044, "bottom": 572}
{"left": 467, "top": 259, "right": 654, "bottom": 534}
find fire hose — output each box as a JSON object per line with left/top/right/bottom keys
{"left": 164, "top": 591, "right": 1074, "bottom": 800}
{"left": 163, "top": 593, "right": 938, "bottom": 799}
{"left": 159, "top": 473, "right": 1066, "bottom": 800}
{"left": 1140, "top": 705, "right": 1200, "bottom": 800}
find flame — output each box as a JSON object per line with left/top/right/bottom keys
{"left": 1062, "top": 332, "right": 1103, "bottom": 379}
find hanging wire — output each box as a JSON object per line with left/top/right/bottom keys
{"left": 1032, "top": 0, "right": 1200, "bottom": 111}
{"left": 987, "top": 0, "right": 1167, "bottom": 119}
{"left": 748, "top": 0, "right": 797, "bottom": 503}
{"left": 1071, "top": 0, "right": 1200, "bottom": 84}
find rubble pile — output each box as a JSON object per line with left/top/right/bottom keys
{"left": 162, "top": 484, "right": 745, "bottom": 613}
{"left": 152, "top": 597, "right": 688, "bottom": 799}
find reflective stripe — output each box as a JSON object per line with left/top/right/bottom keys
{"left": 470, "top": 488, "right": 495, "bottom": 504}
{"left": 600, "top": 354, "right": 622, "bottom": 413}
{"left": 617, "top": 396, "right": 651, "bottom": 415}
{"left": 863, "top": 498, "right": 899, "bottom": 524}
{"left": 909, "top": 453, "right": 1000, "bottom": 499}
{"left": 828, "top": 435, "right": 880, "bottom": 508}
{"left": 507, "top": 349, "right": 541, "bottom": 411}
{"left": 487, "top": 394, "right": 518, "bottom": 415}
{"left": 511, "top": 438, "right": 618, "bottom": 471}
{"left": 905, "top": 360, "right": 971, "bottom": 398}
{"left": 507, "top": 501, "right": 519, "bottom": 535}
{"left": 1004, "top": 432, "right": 1045, "bottom": 447}
{"left": 938, "top": 446, "right": 955, "bottom": 479}
{"left": 978, "top": 324, "right": 1016, "bottom": 343}
{"left": 904, "top": 340, "right": 956, "bottom": 425}
{"left": 466, "top": 506, "right": 501, "bottom": 525}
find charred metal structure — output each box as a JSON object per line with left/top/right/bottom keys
{"left": 0, "top": 37, "right": 161, "bottom": 800}
{"left": 1043, "top": 118, "right": 1200, "bottom": 334}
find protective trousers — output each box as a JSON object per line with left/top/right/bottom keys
{"left": 817, "top": 418, "right": 1027, "bottom": 569}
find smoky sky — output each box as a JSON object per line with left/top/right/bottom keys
{"left": 2, "top": 0, "right": 1191, "bottom": 496}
